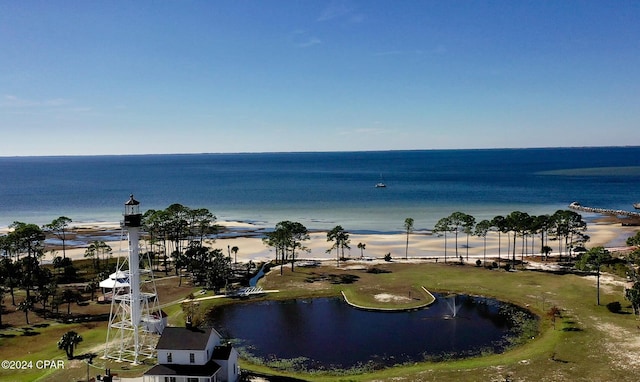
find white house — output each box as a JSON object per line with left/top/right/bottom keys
{"left": 143, "top": 322, "right": 240, "bottom": 382}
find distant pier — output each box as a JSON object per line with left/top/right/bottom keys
{"left": 569, "top": 202, "right": 640, "bottom": 218}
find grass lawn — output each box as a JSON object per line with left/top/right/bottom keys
{"left": 2, "top": 260, "right": 639, "bottom": 381}
{"left": 242, "top": 261, "right": 640, "bottom": 381}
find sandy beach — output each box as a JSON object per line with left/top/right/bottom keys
{"left": 13, "top": 218, "right": 637, "bottom": 265}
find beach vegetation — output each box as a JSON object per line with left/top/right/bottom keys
{"left": 627, "top": 231, "right": 640, "bottom": 247}
{"left": 551, "top": 209, "right": 587, "bottom": 259}
{"left": 231, "top": 245, "right": 239, "bottom": 263}
{"left": 625, "top": 281, "right": 640, "bottom": 316}
{"left": 42, "top": 216, "right": 72, "bottom": 259}
{"left": 83, "top": 240, "right": 111, "bottom": 272}
{"left": 474, "top": 219, "right": 492, "bottom": 265}
{"left": 504, "top": 211, "right": 531, "bottom": 267}
{"left": 432, "top": 210, "right": 588, "bottom": 269}
{"left": 491, "top": 215, "right": 506, "bottom": 266}
{"left": 446, "top": 212, "right": 467, "bottom": 260}
{"left": 433, "top": 216, "right": 453, "bottom": 262}
{"left": 326, "top": 225, "right": 350, "bottom": 266}
{"left": 575, "top": 246, "right": 612, "bottom": 305}
{"left": 403, "top": 217, "right": 414, "bottom": 259}
{"left": 263, "top": 221, "right": 310, "bottom": 274}
{"left": 142, "top": 204, "right": 218, "bottom": 276}
{"left": 357, "top": 242, "right": 366, "bottom": 258}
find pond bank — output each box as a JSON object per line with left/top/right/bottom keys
{"left": 340, "top": 287, "right": 436, "bottom": 311}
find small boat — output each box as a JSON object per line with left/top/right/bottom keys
{"left": 375, "top": 174, "right": 386, "bottom": 188}
{"left": 634, "top": 203, "right": 640, "bottom": 210}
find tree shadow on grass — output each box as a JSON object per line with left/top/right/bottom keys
{"left": 366, "top": 267, "right": 391, "bottom": 274}
{"left": 328, "top": 274, "right": 359, "bottom": 284}
{"left": 561, "top": 320, "right": 583, "bottom": 332}
{"left": 305, "top": 273, "right": 360, "bottom": 284}
{"left": 21, "top": 327, "right": 40, "bottom": 336}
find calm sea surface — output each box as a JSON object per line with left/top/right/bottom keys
{"left": 1, "top": 147, "right": 639, "bottom": 231}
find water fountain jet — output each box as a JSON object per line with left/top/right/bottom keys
{"left": 443, "top": 294, "right": 461, "bottom": 319}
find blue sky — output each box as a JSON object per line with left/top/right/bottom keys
{"left": 1, "top": 1, "right": 638, "bottom": 156}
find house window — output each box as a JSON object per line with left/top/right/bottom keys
{"left": 187, "top": 378, "right": 198, "bottom": 382}
{"left": 164, "top": 377, "right": 176, "bottom": 382}
{"left": 189, "top": 352, "right": 195, "bottom": 363}
{"left": 166, "top": 352, "right": 172, "bottom": 363}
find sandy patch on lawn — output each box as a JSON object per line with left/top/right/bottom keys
{"left": 583, "top": 274, "right": 630, "bottom": 295}
{"left": 592, "top": 319, "right": 640, "bottom": 371}
{"left": 375, "top": 293, "right": 412, "bottom": 302}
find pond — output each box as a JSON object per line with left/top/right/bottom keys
{"left": 206, "top": 294, "right": 536, "bottom": 371}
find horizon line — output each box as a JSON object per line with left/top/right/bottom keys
{"left": 1, "top": 145, "right": 639, "bottom": 159}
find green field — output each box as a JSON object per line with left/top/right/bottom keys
{"left": 2, "top": 261, "right": 639, "bottom": 381}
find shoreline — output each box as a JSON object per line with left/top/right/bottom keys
{"left": 4, "top": 217, "right": 636, "bottom": 265}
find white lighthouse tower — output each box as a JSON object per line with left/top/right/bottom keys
{"left": 103, "top": 195, "right": 165, "bottom": 364}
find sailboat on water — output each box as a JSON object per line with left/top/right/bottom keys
{"left": 375, "top": 174, "right": 386, "bottom": 188}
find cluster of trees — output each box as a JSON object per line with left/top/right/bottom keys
{"left": 432, "top": 209, "right": 588, "bottom": 266}
{"left": 141, "top": 204, "right": 218, "bottom": 275}
{"left": 327, "top": 225, "right": 350, "bottom": 266}
{"left": 261, "top": 222, "right": 363, "bottom": 269}
{"left": 262, "top": 221, "right": 310, "bottom": 273}
{"left": 140, "top": 204, "right": 242, "bottom": 290}
{"left": 0, "top": 219, "right": 91, "bottom": 326}
{"left": 623, "top": 232, "right": 640, "bottom": 315}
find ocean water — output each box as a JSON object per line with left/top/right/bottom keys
{"left": 1, "top": 147, "right": 639, "bottom": 232}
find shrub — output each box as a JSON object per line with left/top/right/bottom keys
{"left": 384, "top": 253, "right": 392, "bottom": 262}
{"left": 475, "top": 259, "right": 482, "bottom": 267}
{"left": 607, "top": 301, "right": 622, "bottom": 313}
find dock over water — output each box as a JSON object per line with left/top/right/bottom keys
{"left": 569, "top": 202, "right": 640, "bottom": 218}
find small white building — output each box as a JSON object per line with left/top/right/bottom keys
{"left": 143, "top": 323, "right": 240, "bottom": 382}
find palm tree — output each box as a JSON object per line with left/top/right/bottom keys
{"left": 17, "top": 298, "right": 34, "bottom": 325}
{"left": 403, "top": 218, "right": 414, "bottom": 260}
{"left": 57, "top": 330, "right": 83, "bottom": 359}
{"left": 357, "top": 242, "right": 366, "bottom": 258}
{"left": 231, "top": 246, "right": 239, "bottom": 264}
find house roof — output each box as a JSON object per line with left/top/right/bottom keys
{"left": 156, "top": 327, "right": 216, "bottom": 351}
{"left": 211, "top": 343, "right": 234, "bottom": 360}
{"left": 144, "top": 360, "right": 221, "bottom": 377}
